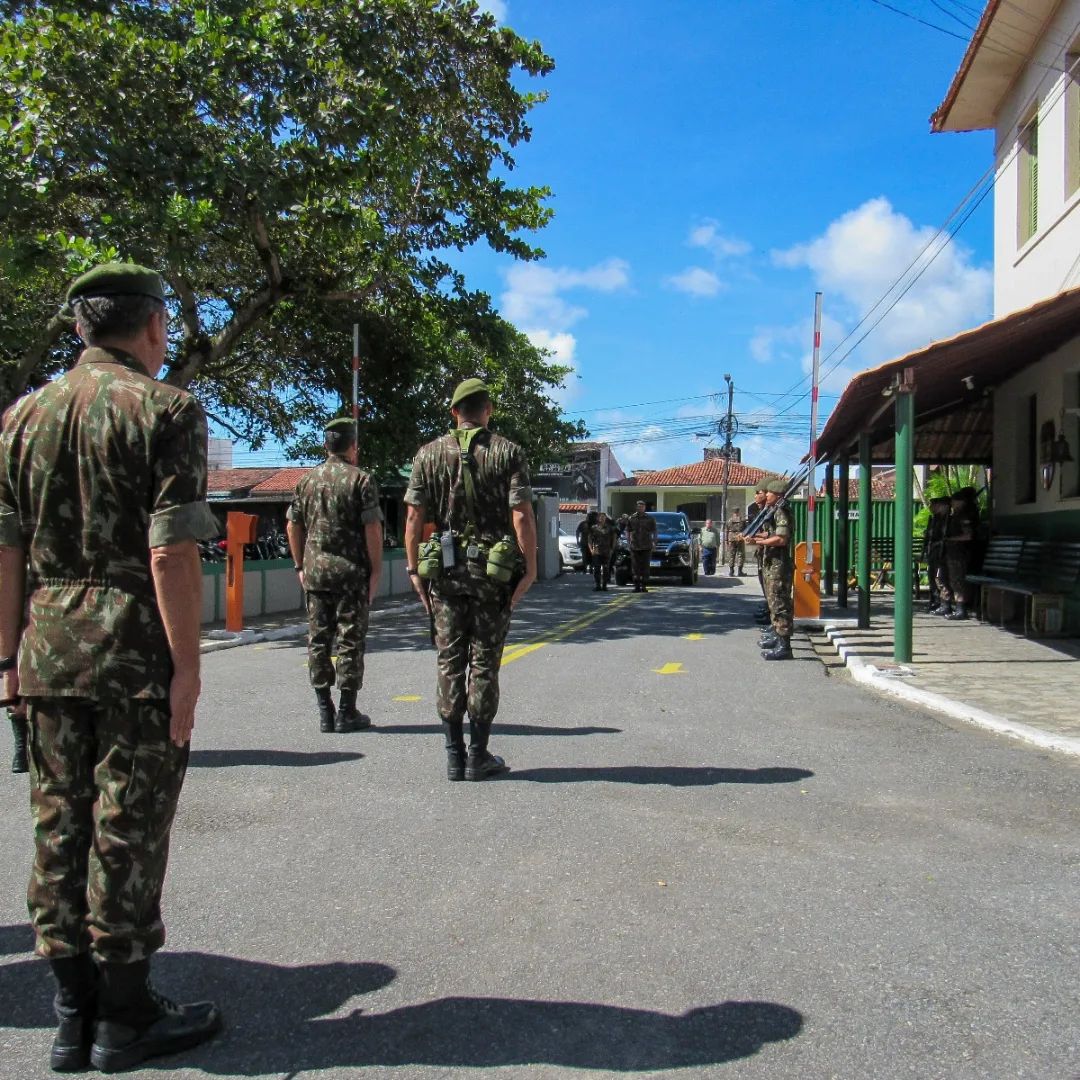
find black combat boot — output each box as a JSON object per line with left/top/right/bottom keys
{"left": 758, "top": 629, "right": 778, "bottom": 649}
{"left": 49, "top": 955, "right": 97, "bottom": 1072}
{"left": 934, "top": 602, "right": 954, "bottom": 618}
{"left": 946, "top": 604, "right": 969, "bottom": 621}
{"left": 90, "top": 960, "right": 221, "bottom": 1073}
{"left": 762, "top": 636, "right": 793, "bottom": 661}
{"left": 443, "top": 720, "right": 466, "bottom": 781}
{"left": 315, "top": 687, "right": 335, "bottom": 733}
{"left": 10, "top": 713, "right": 28, "bottom": 773}
{"left": 465, "top": 722, "right": 509, "bottom": 781}
{"left": 335, "top": 688, "right": 370, "bottom": 732}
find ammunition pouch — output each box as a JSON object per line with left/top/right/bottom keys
{"left": 417, "top": 536, "right": 443, "bottom": 580}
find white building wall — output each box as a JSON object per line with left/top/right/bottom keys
{"left": 993, "top": 0, "right": 1080, "bottom": 315}
{"left": 993, "top": 334, "right": 1080, "bottom": 517}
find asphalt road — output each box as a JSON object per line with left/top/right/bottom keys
{"left": 1, "top": 573, "right": 1077, "bottom": 1079}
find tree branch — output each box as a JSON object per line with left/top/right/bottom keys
{"left": 8, "top": 312, "right": 70, "bottom": 407}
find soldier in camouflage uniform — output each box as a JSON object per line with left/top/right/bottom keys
{"left": 0, "top": 264, "right": 222, "bottom": 1072}
{"left": 727, "top": 507, "right": 746, "bottom": 575}
{"left": 626, "top": 500, "right": 657, "bottom": 592}
{"left": 749, "top": 485, "right": 770, "bottom": 624}
{"left": 287, "top": 419, "right": 383, "bottom": 733}
{"left": 588, "top": 511, "right": 617, "bottom": 591}
{"left": 750, "top": 479, "right": 794, "bottom": 660}
{"left": 404, "top": 378, "right": 537, "bottom": 782}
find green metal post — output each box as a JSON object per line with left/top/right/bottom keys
{"left": 824, "top": 461, "right": 835, "bottom": 596}
{"left": 858, "top": 433, "right": 872, "bottom": 630}
{"left": 894, "top": 384, "right": 915, "bottom": 663}
{"left": 837, "top": 457, "right": 850, "bottom": 608}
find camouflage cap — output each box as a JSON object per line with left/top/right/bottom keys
{"left": 66, "top": 262, "right": 166, "bottom": 306}
{"left": 764, "top": 479, "right": 787, "bottom": 494}
{"left": 451, "top": 378, "right": 490, "bottom": 408}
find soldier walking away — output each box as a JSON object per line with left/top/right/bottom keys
{"left": 626, "top": 500, "right": 657, "bottom": 592}
{"left": 751, "top": 479, "right": 795, "bottom": 660}
{"left": 576, "top": 510, "right": 596, "bottom": 575}
{"left": 727, "top": 507, "right": 746, "bottom": 576}
{"left": 924, "top": 496, "right": 950, "bottom": 613}
{"left": 943, "top": 487, "right": 977, "bottom": 620}
{"left": 0, "top": 263, "right": 222, "bottom": 1072}
{"left": 404, "top": 378, "right": 537, "bottom": 782}
{"left": 287, "top": 419, "right": 383, "bottom": 733}
{"left": 589, "top": 511, "right": 617, "bottom": 590}
{"left": 699, "top": 519, "right": 721, "bottom": 576}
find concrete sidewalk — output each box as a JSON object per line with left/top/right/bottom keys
{"left": 805, "top": 592, "right": 1080, "bottom": 756}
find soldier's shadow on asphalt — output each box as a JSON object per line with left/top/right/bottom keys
{"left": 188, "top": 750, "right": 364, "bottom": 768}
{"left": 0, "top": 944, "right": 803, "bottom": 1072}
{"left": 502, "top": 766, "right": 814, "bottom": 786}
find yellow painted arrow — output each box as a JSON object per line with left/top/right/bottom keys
{"left": 683, "top": 633, "right": 704, "bottom": 641}
{"left": 653, "top": 662, "right": 685, "bottom": 675}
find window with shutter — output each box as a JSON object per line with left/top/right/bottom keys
{"left": 1018, "top": 111, "right": 1039, "bottom": 246}
{"left": 1068, "top": 51, "right": 1080, "bottom": 198}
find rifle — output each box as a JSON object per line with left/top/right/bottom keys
{"left": 737, "top": 459, "right": 819, "bottom": 541}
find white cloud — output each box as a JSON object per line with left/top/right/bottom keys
{"left": 500, "top": 258, "right": 630, "bottom": 406}
{"left": 615, "top": 425, "right": 667, "bottom": 472}
{"left": 771, "top": 197, "right": 992, "bottom": 366}
{"left": 666, "top": 267, "right": 724, "bottom": 298}
{"left": 476, "top": 0, "right": 508, "bottom": 23}
{"left": 688, "top": 221, "right": 752, "bottom": 259}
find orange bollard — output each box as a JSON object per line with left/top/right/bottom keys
{"left": 225, "top": 511, "right": 259, "bottom": 632}
{"left": 793, "top": 542, "right": 821, "bottom": 619}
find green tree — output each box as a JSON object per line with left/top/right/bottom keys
{"left": 0, "top": 0, "right": 574, "bottom": 456}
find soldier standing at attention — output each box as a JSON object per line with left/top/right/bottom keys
{"left": 749, "top": 485, "right": 770, "bottom": 624}
{"left": 943, "top": 487, "right": 977, "bottom": 621}
{"left": 0, "top": 264, "right": 222, "bottom": 1072}
{"left": 924, "top": 495, "right": 951, "bottom": 614}
{"left": 727, "top": 507, "right": 746, "bottom": 576}
{"left": 287, "top": 418, "right": 383, "bottom": 733}
{"left": 626, "top": 500, "right": 657, "bottom": 592}
{"left": 589, "top": 511, "right": 616, "bottom": 591}
{"left": 751, "top": 479, "right": 795, "bottom": 660}
{"left": 404, "top": 379, "right": 537, "bottom": 782}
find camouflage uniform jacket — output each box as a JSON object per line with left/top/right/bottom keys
{"left": 288, "top": 457, "right": 382, "bottom": 591}
{"left": 588, "top": 521, "right": 617, "bottom": 557}
{"left": 0, "top": 347, "right": 218, "bottom": 700}
{"left": 404, "top": 427, "right": 532, "bottom": 547}
{"left": 761, "top": 503, "right": 793, "bottom": 565}
{"left": 626, "top": 512, "right": 657, "bottom": 552}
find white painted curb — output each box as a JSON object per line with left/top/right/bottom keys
{"left": 822, "top": 624, "right": 1080, "bottom": 758}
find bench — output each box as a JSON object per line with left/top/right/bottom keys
{"left": 970, "top": 538, "right": 1080, "bottom": 636}
{"left": 847, "top": 536, "right": 924, "bottom": 593}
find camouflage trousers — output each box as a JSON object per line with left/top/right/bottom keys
{"left": 306, "top": 587, "right": 370, "bottom": 691}
{"left": 25, "top": 697, "right": 188, "bottom": 963}
{"left": 430, "top": 576, "right": 513, "bottom": 726}
{"left": 763, "top": 556, "right": 794, "bottom": 637}
{"left": 727, "top": 540, "right": 745, "bottom": 570}
{"left": 943, "top": 552, "right": 969, "bottom": 606}
{"left": 630, "top": 548, "right": 651, "bottom": 586}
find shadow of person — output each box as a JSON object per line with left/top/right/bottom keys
{"left": 370, "top": 724, "right": 622, "bottom": 737}
{"left": 504, "top": 766, "right": 814, "bottom": 786}
{"left": 0, "top": 922, "right": 34, "bottom": 957}
{"left": 187, "top": 750, "right": 363, "bottom": 768}
{"left": 1, "top": 953, "right": 802, "bottom": 1073}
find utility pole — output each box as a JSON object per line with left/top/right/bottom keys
{"left": 720, "top": 374, "right": 735, "bottom": 530}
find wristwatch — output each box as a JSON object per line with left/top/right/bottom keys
{"left": 407, "top": 568, "right": 419, "bottom": 577}
{"left": 0, "top": 655, "right": 16, "bottom": 672}
{"left": 293, "top": 565, "right": 303, "bottom": 573}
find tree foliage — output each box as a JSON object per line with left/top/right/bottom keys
{"left": 0, "top": 0, "right": 584, "bottom": 465}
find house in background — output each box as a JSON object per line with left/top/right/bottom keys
{"left": 930, "top": 0, "right": 1080, "bottom": 537}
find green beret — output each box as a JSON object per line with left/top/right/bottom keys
{"left": 324, "top": 417, "right": 355, "bottom": 433}
{"left": 66, "top": 262, "right": 166, "bottom": 306}
{"left": 451, "top": 378, "right": 490, "bottom": 408}
{"left": 765, "top": 479, "right": 787, "bottom": 495}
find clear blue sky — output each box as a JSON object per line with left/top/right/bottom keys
{"left": 454, "top": 0, "right": 996, "bottom": 475}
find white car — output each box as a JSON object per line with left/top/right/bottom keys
{"left": 557, "top": 527, "right": 583, "bottom": 570}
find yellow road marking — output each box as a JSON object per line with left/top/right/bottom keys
{"left": 394, "top": 695, "right": 422, "bottom": 702}
{"left": 501, "top": 593, "right": 639, "bottom": 667}
{"left": 683, "top": 633, "right": 704, "bottom": 641}
{"left": 654, "top": 662, "right": 685, "bottom": 675}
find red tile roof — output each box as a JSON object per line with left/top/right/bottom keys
{"left": 250, "top": 468, "right": 311, "bottom": 495}
{"left": 207, "top": 468, "right": 278, "bottom": 494}
{"left": 613, "top": 461, "right": 773, "bottom": 488}
{"left": 820, "top": 470, "right": 897, "bottom": 500}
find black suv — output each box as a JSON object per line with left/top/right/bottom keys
{"left": 614, "top": 511, "right": 701, "bottom": 586}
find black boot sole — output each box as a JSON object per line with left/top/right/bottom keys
{"left": 50, "top": 1040, "right": 91, "bottom": 1072}
{"left": 447, "top": 759, "right": 465, "bottom": 782}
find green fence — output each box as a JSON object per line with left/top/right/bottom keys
{"left": 789, "top": 499, "right": 896, "bottom": 567}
